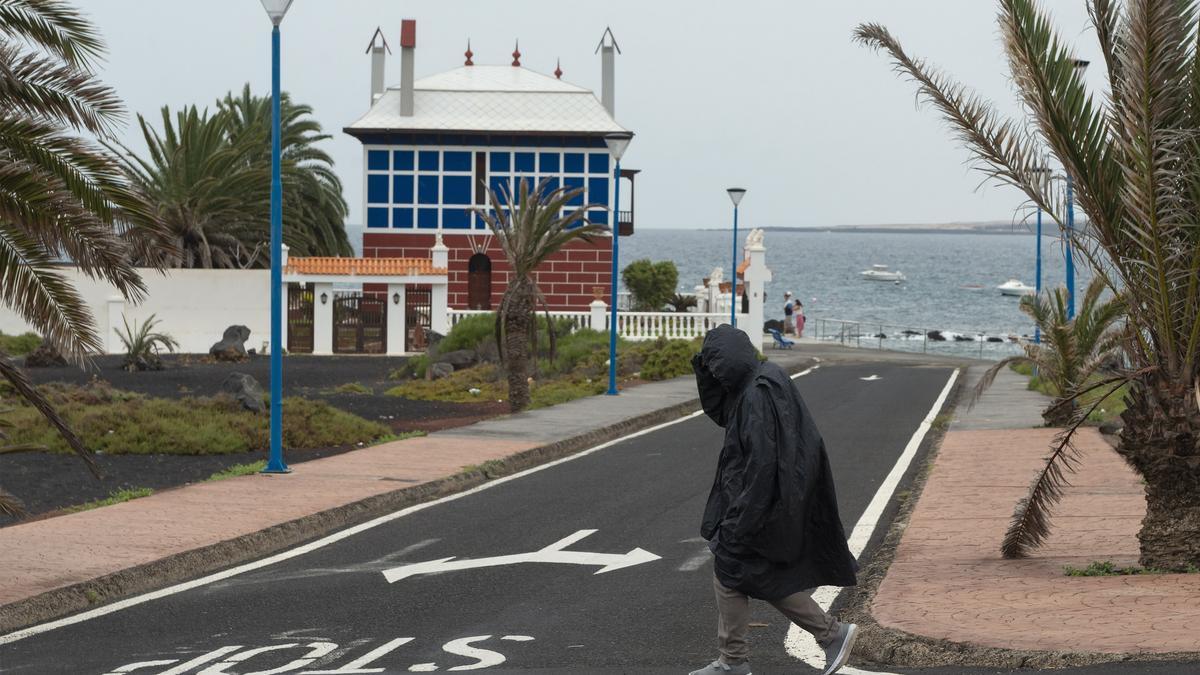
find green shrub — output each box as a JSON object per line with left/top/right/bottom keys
{"left": 638, "top": 337, "right": 701, "bottom": 381}
{"left": 622, "top": 259, "right": 679, "bottom": 310}
{"left": 0, "top": 332, "right": 41, "bottom": 356}
{"left": 332, "top": 382, "right": 372, "bottom": 395}
{"left": 438, "top": 313, "right": 497, "bottom": 354}
{"left": 64, "top": 487, "right": 154, "bottom": 513}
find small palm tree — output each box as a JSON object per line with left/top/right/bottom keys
{"left": 972, "top": 278, "right": 1125, "bottom": 426}
{"left": 667, "top": 293, "right": 698, "bottom": 313}
{"left": 116, "top": 314, "right": 179, "bottom": 372}
{"left": 475, "top": 179, "right": 605, "bottom": 411}
{"left": 857, "top": 0, "right": 1200, "bottom": 567}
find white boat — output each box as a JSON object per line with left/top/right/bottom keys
{"left": 997, "top": 279, "right": 1036, "bottom": 296}
{"left": 861, "top": 264, "right": 906, "bottom": 282}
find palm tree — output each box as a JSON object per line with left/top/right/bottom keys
{"left": 857, "top": 0, "right": 1200, "bottom": 568}
{"left": 115, "top": 85, "right": 351, "bottom": 268}
{"left": 0, "top": 0, "right": 166, "bottom": 511}
{"left": 474, "top": 179, "right": 605, "bottom": 411}
{"left": 971, "top": 279, "right": 1126, "bottom": 426}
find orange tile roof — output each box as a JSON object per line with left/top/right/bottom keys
{"left": 285, "top": 257, "right": 447, "bottom": 277}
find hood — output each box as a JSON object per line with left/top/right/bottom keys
{"left": 692, "top": 325, "right": 761, "bottom": 427}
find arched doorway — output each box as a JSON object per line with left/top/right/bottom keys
{"left": 467, "top": 253, "right": 492, "bottom": 309}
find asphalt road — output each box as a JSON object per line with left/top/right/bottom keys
{"left": 7, "top": 359, "right": 1188, "bottom": 674}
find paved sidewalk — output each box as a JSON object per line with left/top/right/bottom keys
{"left": 870, "top": 365, "right": 1200, "bottom": 655}
{"left": 0, "top": 350, "right": 815, "bottom": 634}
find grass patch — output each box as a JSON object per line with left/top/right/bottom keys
{"left": 1009, "top": 361, "right": 1127, "bottom": 425}
{"left": 931, "top": 413, "right": 954, "bottom": 431}
{"left": 0, "top": 332, "right": 40, "bottom": 356}
{"left": 63, "top": 487, "right": 154, "bottom": 513}
{"left": 4, "top": 382, "right": 390, "bottom": 455}
{"left": 331, "top": 382, "right": 372, "bottom": 395}
{"left": 1063, "top": 560, "right": 1200, "bottom": 576}
{"left": 205, "top": 460, "right": 267, "bottom": 481}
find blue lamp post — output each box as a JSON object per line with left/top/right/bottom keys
{"left": 1031, "top": 165, "right": 1052, "bottom": 344}
{"left": 1065, "top": 59, "right": 1089, "bottom": 320}
{"left": 261, "top": 0, "right": 294, "bottom": 474}
{"left": 726, "top": 188, "right": 746, "bottom": 326}
{"left": 604, "top": 131, "right": 633, "bottom": 396}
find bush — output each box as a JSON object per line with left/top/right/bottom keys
{"left": 0, "top": 332, "right": 41, "bottom": 356}
{"left": 3, "top": 382, "right": 389, "bottom": 455}
{"left": 636, "top": 337, "right": 701, "bottom": 381}
{"left": 438, "top": 313, "right": 496, "bottom": 354}
{"left": 622, "top": 259, "right": 679, "bottom": 310}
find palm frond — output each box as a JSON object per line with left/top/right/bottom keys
{"left": 0, "top": 351, "right": 98, "bottom": 479}
{"left": 966, "top": 355, "right": 1034, "bottom": 410}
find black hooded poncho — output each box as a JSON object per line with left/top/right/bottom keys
{"left": 692, "top": 326, "right": 858, "bottom": 600}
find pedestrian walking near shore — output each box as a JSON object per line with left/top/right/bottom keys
{"left": 688, "top": 326, "right": 859, "bottom": 675}
{"left": 782, "top": 292, "right": 795, "bottom": 335}
{"left": 795, "top": 301, "right": 806, "bottom": 338}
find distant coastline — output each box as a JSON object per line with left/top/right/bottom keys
{"left": 681, "top": 221, "right": 1052, "bottom": 235}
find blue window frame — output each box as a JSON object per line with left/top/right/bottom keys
{"left": 392, "top": 150, "right": 414, "bottom": 171}
{"left": 444, "top": 176, "right": 471, "bottom": 205}
{"left": 589, "top": 210, "right": 609, "bottom": 226}
{"left": 392, "top": 207, "right": 414, "bottom": 228}
{"left": 368, "top": 150, "right": 389, "bottom": 171}
{"left": 514, "top": 152, "right": 535, "bottom": 173}
{"left": 367, "top": 174, "right": 389, "bottom": 204}
{"left": 538, "top": 177, "right": 560, "bottom": 199}
{"left": 539, "top": 152, "right": 560, "bottom": 173}
{"left": 392, "top": 175, "right": 414, "bottom": 204}
{"left": 367, "top": 207, "right": 389, "bottom": 228}
{"left": 443, "top": 208, "right": 470, "bottom": 229}
{"left": 418, "top": 208, "right": 438, "bottom": 228}
{"left": 418, "top": 175, "right": 439, "bottom": 204}
{"left": 564, "top": 176, "right": 585, "bottom": 205}
{"left": 444, "top": 151, "right": 471, "bottom": 172}
{"left": 564, "top": 152, "right": 584, "bottom": 173}
{"left": 588, "top": 177, "right": 609, "bottom": 205}
{"left": 489, "top": 152, "right": 510, "bottom": 172}
{"left": 418, "top": 151, "right": 439, "bottom": 171}
{"left": 588, "top": 153, "right": 609, "bottom": 174}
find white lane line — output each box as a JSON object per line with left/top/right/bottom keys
{"left": 785, "top": 368, "right": 960, "bottom": 675}
{"left": 0, "top": 358, "right": 822, "bottom": 646}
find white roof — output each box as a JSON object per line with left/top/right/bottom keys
{"left": 345, "top": 65, "right": 628, "bottom": 136}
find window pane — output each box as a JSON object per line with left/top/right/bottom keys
{"left": 418, "top": 174, "right": 439, "bottom": 204}
{"left": 588, "top": 153, "right": 609, "bottom": 174}
{"left": 588, "top": 177, "right": 609, "bottom": 206}
{"left": 444, "top": 151, "right": 471, "bottom": 171}
{"left": 393, "top": 150, "right": 414, "bottom": 171}
{"left": 539, "top": 152, "right": 560, "bottom": 173}
{"left": 418, "top": 208, "right": 438, "bottom": 229}
{"left": 489, "top": 152, "right": 510, "bottom": 172}
{"left": 489, "top": 176, "right": 510, "bottom": 200}
{"left": 367, "top": 174, "right": 389, "bottom": 204}
{"left": 589, "top": 210, "right": 608, "bottom": 225}
{"left": 419, "top": 151, "right": 440, "bottom": 171}
{"left": 392, "top": 207, "right": 414, "bottom": 228}
{"left": 444, "top": 175, "right": 471, "bottom": 205}
{"left": 514, "top": 152, "right": 535, "bottom": 173}
{"left": 564, "top": 176, "right": 585, "bottom": 205}
{"left": 368, "top": 150, "right": 389, "bottom": 171}
{"left": 367, "top": 207, "right": 389, "bottom": 228}
{"left": 443, "top": 208, "right": 470, "bottom": 229}
{"left": 392, "top": 175, "right": 414, "bottom": 204}
{"left": 564, "top": 152, "right": 584, "bottom": 173}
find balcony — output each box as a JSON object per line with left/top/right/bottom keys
{"left": 617, "top": 168, "right": 639, "bottom": 236}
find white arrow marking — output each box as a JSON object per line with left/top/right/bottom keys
{"left": 860, "top": 374, "right": 882, "bottom": 381}
{"left": 381, "top": 530, "right": 660, "bottom": 583}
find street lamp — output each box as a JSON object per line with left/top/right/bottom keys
{"left": 1030, "top": 165, "right": 1052, "bottom": 344}
{"left": 1065, "top": 58, "right": 1089, "bottom": 319}
{"left": 726, "top": 188, "right": 746, "bottom": 327}
{"left": 604, "top": 131, "right": 633, "bottom": 396}
{"left": 261, "top": 0, "right": 294, "bottom": 474}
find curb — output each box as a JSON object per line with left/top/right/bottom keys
{"left": 0, "top": 357, "right": 813, "bottom": 636}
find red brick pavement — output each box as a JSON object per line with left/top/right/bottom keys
{"left": 872, "top": 427, "right": 1200, "bottom": 654}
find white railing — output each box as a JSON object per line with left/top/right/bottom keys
{"left": 449, "top": 308, "right": 594, "bottom": 331}
{"left": 448, "top": 307, "right": 730, "bottom": 342}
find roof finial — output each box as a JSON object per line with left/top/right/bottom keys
{"left": 464, "top": 38, "right": 473, "bottom": 66}
{"left": 512, "top": 39, "right": 521, "bottom": 67}
{"left": 555, "top": 57, "right": 563, "bottom": 79}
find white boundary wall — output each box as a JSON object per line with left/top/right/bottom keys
{"left": 0, "top": 267, "right": 272, "bottom": 355}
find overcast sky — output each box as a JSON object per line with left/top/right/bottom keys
{"left": 80, "top": 1, "right": 1100, "bottom": 230}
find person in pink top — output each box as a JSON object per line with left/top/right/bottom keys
{"left": 795, "top": 301, "right": 806, "bottom": 338}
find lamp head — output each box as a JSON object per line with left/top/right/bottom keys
{"left": 1072, "top": 58, "right": 1090, "bottom": 73}
{"left": 604, "top": 132, "right": 633, "bottom": 161}
{"left": 726, "top": 188, "right": 746, "bottom": 207}
{"left": 260, "top": 0, "right": 294, "bottom": 25}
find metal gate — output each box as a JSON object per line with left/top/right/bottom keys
{"left": 287, "top": 284, "right": 314, "bottom": 354}
{"left": 405, "top": 286, "right": 432, "bottom": 351}
{"left": 332, "top": 292, "right": 387, "bottom": 354}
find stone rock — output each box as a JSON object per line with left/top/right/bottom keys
{"left": 429, "top": 362, "right": 454, "bottom": 380}
{"left": 210, "top": 325, "right": 251, "bottom": 361}
{"left": 475, "top": 338, "right": 500, "bottom": 364}
{"left": 221, "top": 372, "right": 264, "bottom": 413}
{"left": 438, "top": 349, "right": 477, "bottom": 370}
{"left": 427, "top": 331, "right": 445, "bottom": 350}
{"left": 953, "top": 334, "right": 974, "bottom": 342}
{"left": 123, "top": 352, "right": 164, "bottom": 372}
{"left": 873, "top": 333, "right": 888, "bottom": 339}
{"left": 763, "top": 319, "right": 784, "bottom": 333}
{"left": 927, "top": 330, "right": 946, "bottom": 342}
{"left": 23, "top": 339, "right": 67, "bottom": 367}
{"left": 986, "top": 336, "right": 1004, "bottom": 343}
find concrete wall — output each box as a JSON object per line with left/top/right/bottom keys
{"left": 0, "top": 267, "right": 272, "bottom": 355}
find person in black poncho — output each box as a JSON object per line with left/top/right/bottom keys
{"left": 688, "top": 326, "right": 859, "bottom": 675}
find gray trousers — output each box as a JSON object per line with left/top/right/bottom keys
{"left": 714, "top": 573, "right": 839, "bottom": 664}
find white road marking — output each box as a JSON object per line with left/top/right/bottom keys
{"left": 784, "top": 368, "right": 960, "bottom": 675}
{"left": 0, "top": 357, "right": 822, "bottom": 647}
{"left": 102, "top": 660, "right": 178, "bottom": 674}
{"left": 500, "top": 635, "right": 534, "bottom": 642}
{"left": 199, "top": 641, "right": 337, "bottom": 675}
{"left": 299, "top": 637, "right": 413, "bottom": 674}
{"left": 115, "top": 646, "right": 241, "bottom": 675}
{"left": 382, "top": 529, "right": 660, "bottom": 582}
{"left": 442, "top": 635, "right": 508, "bottom": 671}
{"left": 860, "top": 375, "right": 882, "bottom": 381}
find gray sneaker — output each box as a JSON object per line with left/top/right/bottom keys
{"left": 688, "top": 660, "right": 752, "bottom": 675}
{"left": 822, "top": 622, "right": 859, "bottom": 675}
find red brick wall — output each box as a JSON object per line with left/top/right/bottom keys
{"left": 362, "top": 233, "right": 613, "bottom": 311}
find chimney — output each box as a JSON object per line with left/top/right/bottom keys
{"left": 400, "top": 19, "right": 416, "bottom": 117}
{"left": 595, "top": 27, "right": 620, "bottom": 116}
{"left": 366, "top": 28, "right": 390, "bottom": 105}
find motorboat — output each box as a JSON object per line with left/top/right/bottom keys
{"left": 997, "top": 279, "right": 1036, "bottom": 296}
{"left": 861, "top": 264, "right": 906, "bottom": 282}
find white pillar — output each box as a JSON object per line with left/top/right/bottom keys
{"left": 278, "top": 283, "right": 289, "bottom": 355}
{"left": 431, "top": 232, "right": 449, "bottom": 269}
{"left": 431, "top": 280, "right": 449, "bottom": 336}
{"left": 387, "top": 283, "right": 407, "bottom": 355}
{"left": 105, "top": 296, "right": 125, "bottom": 354}
{"left": 313, "top": 282, "right": 334, "bottom": 355}
{"left": 706, "top": 274, "right": 721, "bottom": 318}
{"left": 742, "top": 230, "right": 772, "bottom": 352}
{"left": 590, "top": 298, "right": 608, "bottom": 332}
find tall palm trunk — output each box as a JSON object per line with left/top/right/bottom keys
{"left": 502, "top": 276, "right": 536, "bottom": 412}
{"left": 1119, "top": 374, "right": 1200, "bottom": 570}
